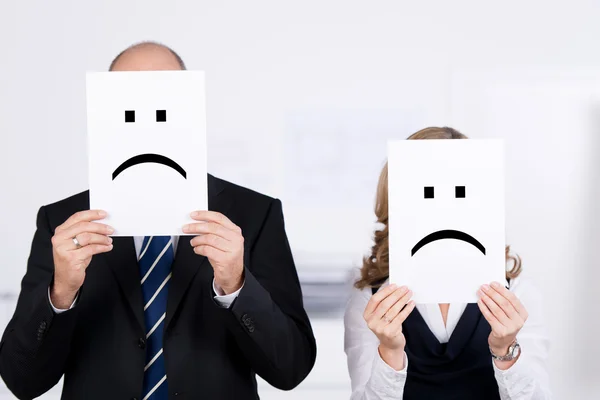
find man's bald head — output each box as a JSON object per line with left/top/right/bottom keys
{"left": 109, "top": 41, "right": 186, "bottom": 72}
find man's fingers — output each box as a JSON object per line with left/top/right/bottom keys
{"left": 188, "top": 211, "right": 239, "bottom": 232}
{"left": 76, "top": 244, "right": 113, "bottom": 259}
{"left": 56, "top": 210, "right": 107, "bottom": 233}
{"left": 193, "top": 244, "right": 227, "bottom": 259}
{"left": 373, "top": 287, "right": 409, "bottom": 320}
{"left": 72, "top": 233, "right": 113, "bottom": 249}
{"left": 57, "top": 221, "right": 114, "bottom": 241}
{"left": 183, "top": 222, "right": 236, "bottom": 240}
{"left": 190, "top": 234, "right": 232, "bottom": 252}
{"left": 364, "top": 284, "right": 398, "bottom": 318}
{"left": 489, "top": 282, "right": 528, "bottom": 319}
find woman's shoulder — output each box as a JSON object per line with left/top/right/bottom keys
{"left": 508, "top": 272, "right": 544, "bottom": 309}
{"left": 509, "top": 272, "right": 538, "bottom": 291}
{"left": 344, "top": 283, "right": 372, "bottom": 327}
{"left": 344, "top": 274, "right": 390, "bottom": 319}
{"left": 346, "top": 282, "right": 373, "bottom": 306}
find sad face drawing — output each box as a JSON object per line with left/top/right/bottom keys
{"left": 387, "top": 139, "right": 506, "bottom": 303}
{"left": 112, "top": 109, "right": 187, "bottom": 180}
{"left": 87, "top": 70, "right": 208, "bottom": 236}
{"left": 411, "top": 185, "right": 486, "bottom": 257}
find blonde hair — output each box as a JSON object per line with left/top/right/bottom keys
{"left": 355, "top": 127, "right": 522, "bottom": 290}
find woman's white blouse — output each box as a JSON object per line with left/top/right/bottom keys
{"left": 343, "top": 275, "right": 552, "bottom": 399}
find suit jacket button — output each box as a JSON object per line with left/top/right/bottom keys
{"left": 138, "top": 338, "right": 146, "bottom": 349}
{"left": 40, "top": 321, "right": 47, "bottom": 330}
{"left": 244, "top": 316, "right": 255, "bottom": 332}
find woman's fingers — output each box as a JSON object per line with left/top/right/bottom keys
{"left": 480, "top": 283, "right": 527, "bottom": 350}
{"left": 481, "top": 284, "right": 520, "bottom": 320}
{"left": 477, "top": 297, "right": 504, "bottom": 332}
{"left": 382, "top": 300, "right": 416, "bottom": 340}
{"left": 388, "top": 300, "right": 416, "bottom": 329}
{"left": 373, "top": 286, "right": 409, "bottom": 320}
{"left": 489, "top": 282, "right": 528, "bottom": 320}
{"left": 382, "top": 289, "right": 413, "bottom": 322}
{"left": 363, "top": 284, "right": 398, "bottom": 318}
{"left": 396, "top": 300, "right": 416, "bottom": 323}
{"left": 478, "top": 288, "right": 511, "bottom": 326}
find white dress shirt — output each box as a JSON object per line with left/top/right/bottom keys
{"left": 50, "top": 236, "right": 243, "bottom": 313}
{"left": 344, "top": 274, "right": 552, "bottom": 399}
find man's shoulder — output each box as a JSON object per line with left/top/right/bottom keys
{"left": 41, "top": 190, "right": 90, "bottom": 226}
{"left": 44, "top": 190, "right": 89, "bottom": 210}
{"left": 45, "top": 190, "right": 89, "bottom": 206}
{"left": 210, "top": 174, "right": 275, "bottom": 205}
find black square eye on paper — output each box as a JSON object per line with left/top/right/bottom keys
{"left": 424, "top": 186, "right": 434, "bottom": 199}
{"left": 156, "top": 110, "right": 167, "bottom": 122}
{"left": 125, "top": 110, "right": 135, "bottom": 123}
{"left": 455, "top": 186, "right": 466, "bottom": 198}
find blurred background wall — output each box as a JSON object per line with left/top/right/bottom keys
{"left": 1, "top": 1, "right": 599, "bottom": 398}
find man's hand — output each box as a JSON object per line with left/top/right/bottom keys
{"left": 51, "top": 210, "right": 114, "bottom": 309}
{"left": 477, "top": 281, "right": 528, "bottom": 369}
{"left": 184, "top": 211, "right": 244, "bottom": 295}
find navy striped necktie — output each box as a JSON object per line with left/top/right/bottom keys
{"left": 138, "top": 236, "right": 174, "bottom": 400}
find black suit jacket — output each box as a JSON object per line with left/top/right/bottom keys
{"left": 0, "top": 175, "right": 316, "bottom": 399}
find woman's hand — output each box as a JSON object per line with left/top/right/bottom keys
{"left": 477, "top": 281, "right": 528, "bottom": 368}
{"left": 363, "top": 284, "right": 415, "bottom": 370}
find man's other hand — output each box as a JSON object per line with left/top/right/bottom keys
{"left": 50, "top": 210, "right": 114, "bottom": 308}
{"left": 184, "top": 211, "right": 244, "bottom": 294}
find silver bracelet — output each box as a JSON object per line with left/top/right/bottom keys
{"left": 490, "top": 340, "right": 520, "bottom": 361}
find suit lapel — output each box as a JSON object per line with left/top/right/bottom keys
{"left": 165, "top": 175, "right": 233, "bottom": 329}
{"left": 80, "top": 192, "right": 145, "bottom": 333}
{"left": 103, "top": 236, "right": 145, "bottom": 333}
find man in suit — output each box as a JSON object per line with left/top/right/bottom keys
{"left": 0, "top": 42, "right": 316, "bottom": 400}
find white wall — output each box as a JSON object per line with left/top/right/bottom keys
{"left": 1, "top": 1, "right": 600, "bottom": 398}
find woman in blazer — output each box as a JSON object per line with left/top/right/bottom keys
{"left": 344, "top": 127, "right": 551, "bottom": 399}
